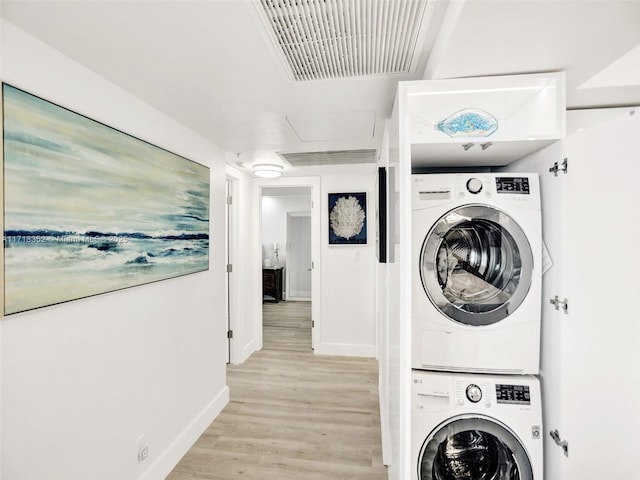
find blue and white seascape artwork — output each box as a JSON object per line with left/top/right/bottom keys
{"left": 2, "top": 84, "right": 210, "bottom": 315}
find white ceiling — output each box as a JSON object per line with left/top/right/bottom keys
{"left": 2, "top": 0, "right": 640, "bottom": 175}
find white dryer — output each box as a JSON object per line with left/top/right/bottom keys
{"left": 411, "top": 370, "right": 543, "bottom": 480}
{"left": 412, "top": 173, "right": 541, "bottom": 374}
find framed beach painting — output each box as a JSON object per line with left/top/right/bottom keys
{"left": 328, "top": 192, "right": 367, "bottom": 245}
{"left": 2, "top": 83, "right": 210, "bottom": 315}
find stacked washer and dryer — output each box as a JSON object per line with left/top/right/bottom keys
{"left": 411, "top": 173, "right": 544, "bottom": 480}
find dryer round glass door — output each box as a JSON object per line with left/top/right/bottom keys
{"left": 418, "top": 415, "right": 533, "bottom": 480}
{"left": 420, "top": 205, "right": 533, "bottom": 326}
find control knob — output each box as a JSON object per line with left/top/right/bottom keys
{"left": 466, "top": 384, "right": 482, "bottom": 403}
{"left": 466, "top": 178, "right": 483, "bottom": 194}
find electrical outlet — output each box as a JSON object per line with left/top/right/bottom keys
{"left": 138, "top": 445, "right": 149, "bottom": 462}
{"left": 136, "top": 434, "right": 149, "bottom": 462}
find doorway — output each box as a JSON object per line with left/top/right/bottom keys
{"left": 260, "top": 184, "right": 317, "bottom": 351}
{"left": 286, "top": 212, "right": 311, "bottom": 301}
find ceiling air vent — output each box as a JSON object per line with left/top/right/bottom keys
{"left": 280, "top": 149, "right": 377, "bottom": 167}
{"left": 256, "top": 0, "right": 429, "bottom": 81}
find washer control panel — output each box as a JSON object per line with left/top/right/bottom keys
{"left": 455, "top": 380, "right": 494, "bottom": 408}
{"left": 496, "top": 176, "right": 531, "bottom": 194}
{"left": 466, "top": 178, "right": 483, "bottom": 194}
{"left": 465, "top": 384, "right": 482, "bottom": 403}
{"left": 455, "top": 380, "right": 533, "bottom": 408}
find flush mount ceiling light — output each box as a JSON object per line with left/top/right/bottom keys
{"left": 253, "top": 163, "right": 284, "bottom": 178}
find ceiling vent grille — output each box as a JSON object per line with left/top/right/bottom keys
{"left": 256, "top": 0, "right": 429, "bottom": 81}
{"left": 279, "top": 149, "right": 377, "bottom": 166}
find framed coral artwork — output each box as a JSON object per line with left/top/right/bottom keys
{"left": 328, "top": 192, "right": 367, "bottom": 245}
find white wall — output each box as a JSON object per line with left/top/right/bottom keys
{"left": 261, "top": 194, "right": 311, "bottom": 269}
{"left": 317, "top": 165, "right": 378, "bottom": 357}
{"left": 247, "top": 166, "right": 379, "bottom": 358}
{"left": 1, "top": 21, "right": 228, "bottom": 480}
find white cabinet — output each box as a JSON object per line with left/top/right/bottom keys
{"left": 382, "top": 72, "right": 638, "bottom": 480}
{"left": 561, "top": 107, "right": 640, "bottom": 479}
{"left": 407, "top": 72, "right": 565, "bottom": 167}
{"left": 506, "top": 106, "right": 640, "bottom": 479}
{"left": 380, "top": 73, "right": 568, "bottom": 480}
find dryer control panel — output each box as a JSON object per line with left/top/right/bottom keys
{"left": 455, "top": 175, "right": 534, "bottom": 200}
{"left": 412, "top": 173, "right": 540, "bottom": 210}
{"left": 496, "top": 384, "right": 532, "bottom": 405}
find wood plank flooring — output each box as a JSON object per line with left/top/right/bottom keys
{"left": 262, "top": 300, "right": 312, "bottom": 352}
{"left": 166, "top": 301, "right": 387, "bottom": 480}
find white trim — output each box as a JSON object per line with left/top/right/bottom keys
{"left": 224, "top": 166, "right": 256, "bottom": 365}
{"left": 238, "top": 338, "right": 261, "bottom": 365}
{"left": 285, "top": 211, "right": 312, "bottom": 301}
{"left": 140, "top": 386, "right": 229, "bottom": 480}
{"left": 287, "top": 295, "right": 312, "bottom": 302}
{"left": 314, "top": 342, "right": 376, "bottom": 358}
{"left": 256, "top": 176, "right": 321, "bottom": 352}
{"left": 224, "top": 176, "right": 234, "bottom": 364}
{"left": 379, "top": 382, "right": 392, "bottom": 466}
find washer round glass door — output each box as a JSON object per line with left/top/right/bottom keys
{"left": 420, "top": 205, "right": 533, "bottom": 326}
{"left": 418, "top": 415, "right": 533, "bottom": 480}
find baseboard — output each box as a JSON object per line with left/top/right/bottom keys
{"left": 287, "top": 290, "right": 311, "bottom": 300}
{"left": 314, "top": 342, "right": 376, "bottom": 357}
{"left": 139, "top": 385, "right": 230, "bottom": 480}
{"left": 379, "top": 383, "right": 392, "bottom": 466}
{"left": 234, "top": 337, "right": 260, "bottom": 364}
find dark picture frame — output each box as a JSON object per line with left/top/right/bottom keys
{"left": 376, "top": 167, "right": 387, "bottom": 263}
{"left": 328, "top": 192, "right": 367, "bottom": 245}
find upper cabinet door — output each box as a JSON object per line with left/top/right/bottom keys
{"left": 562, "top": 107, "right": 640, "bottom": 479}
{"left": 406, "top": 72, "right": 566, "bottom": 168}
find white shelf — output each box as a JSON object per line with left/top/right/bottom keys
{"left": 406, "top": 72, "right": 566, "bottom": 167}
{"left": 411, "top": 138, "right": 558, "bottom": 167}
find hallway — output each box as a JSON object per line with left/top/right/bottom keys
{"left": 262, "top": 300, "right": 312, "bottom": 352}
{"left": 166, "top": 301, "right": 387, "bottom": 479}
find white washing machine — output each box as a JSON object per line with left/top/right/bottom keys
{"left": 412, "top": 173, "right": 541, "bottom": 374}
{"left": 411, "top": 370, "right": 543, "bottom": 480}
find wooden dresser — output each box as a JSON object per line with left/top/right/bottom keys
{"left": 262, "top": 267, "right": 283, "bottom": 302}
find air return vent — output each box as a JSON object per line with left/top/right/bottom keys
{"left": 280, "top": 149, "right": 377, "bottom": 166}
{"left": 256, "top": 0, "right": 429, "bottom": 81}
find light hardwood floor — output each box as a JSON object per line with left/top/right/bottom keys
{"left": 166, "top": 301, "right": 387, "bottom": 480}
{"left": 262, "top": 300, "right": 312, "bottom": 352}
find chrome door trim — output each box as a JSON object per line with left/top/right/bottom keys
{"left": 418, "top": 414, "right": 534, "bottom": 480}
{"left": 420, "top": 204, "right": 533, "bottom": 326}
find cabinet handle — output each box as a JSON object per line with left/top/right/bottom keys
{"left": 549, "top": 429, "right": 569, "bottom": 457}
{"left": 549, "top": 296, "right": 568, "bottom": 314}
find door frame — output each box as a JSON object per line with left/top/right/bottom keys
{"left": 224, "top": 176, "right": 236, "bottom": 363}
{"left": 256, "top": 176, "right": 321, "bottom": 351}
{"left": 285, "top": 211, "right": 312, "bottom": 301}
{"left": 418, "top": 414, "right": 534, "bottom": 480}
